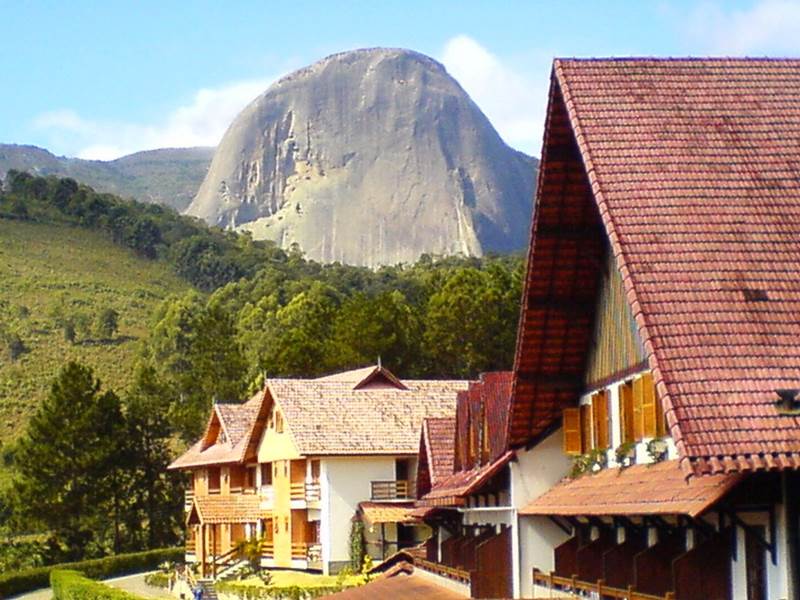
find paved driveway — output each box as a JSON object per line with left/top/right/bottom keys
{"left": 9, "top": 570, "right": 172, "bottom": 600}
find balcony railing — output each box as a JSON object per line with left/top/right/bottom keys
{"left": 290, "top": 481, "right": 322, "bottom": 502}
{"left": 305, "top": 481, "right": 321, "bottom": 502}
{"left": 291, "top": 542, "right": 309, "bottom": 560}
{"left": 415, "top": 558, "right": 470, "bottom": 585}
{"left": 185, "top": 490, "right": 194, "bottom": 511}
{"left": 307, "top": 543, "right": 322, "bottom": 563}
{"left": 532, "top": 569, "right": 674, "bottom": 600}
{"left": 370, "top": 479, "right": 413, "bottom": 500}
{"left": 185, "top": 538, "right": 196, "bottom": 553}
{"left": 229, "top": 485, "right": 258, "bottom": 494}
{"left": 290, "top": 483, "right": 306, "bottom": 501}
{"left": 261, "top": 542, "right": 274, "bottom": 559}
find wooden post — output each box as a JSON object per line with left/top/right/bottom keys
{"left": 211, "top": 525, "right": 217, "bottom": 580}
{"left": 381, "top": 523, "right": 386, "bottom": 560}
{"left": 199, "top": 524, "right": 206, "bottom": 579}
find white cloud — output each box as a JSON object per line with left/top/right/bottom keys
{"left": 686, "top": 0, "right": 800, "bottom": 54}
{"left": 33, "top": 78, "right": 273, "bottom": 160}
{"left": 440, "top": 35, "right": 549, "bottom": 156}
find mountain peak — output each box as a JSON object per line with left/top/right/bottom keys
{"left": 188, "top": 48, "right": 536, "bottom": 266}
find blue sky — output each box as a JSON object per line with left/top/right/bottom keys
{"left": 3, "top": 0, "right": 800, "bottom": 159}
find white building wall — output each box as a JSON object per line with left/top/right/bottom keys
{"left": 322, "top": 456, "right": 398, "bottom": 571}
{"left": 511, "top": 429, "right": 573, "bottom": 598}
{"left": 730, "top": 507, "right": 790, "bottom": 600}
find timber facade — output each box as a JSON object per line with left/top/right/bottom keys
{"left": 169, "top": 365, "right": 469, "bottom": 576}
{"left": 379, "top": 58, "right": 800, "bottom": 600}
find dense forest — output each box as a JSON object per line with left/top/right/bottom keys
{"left": 0, "top": 171, "right": 525, "bottom": 569}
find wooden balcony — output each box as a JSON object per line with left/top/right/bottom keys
{"left": 261, "top": 542, "right": 274, "bottom": 559}
{"left": 307, "top": 543, "right": 322, "bottom": 563}
{"left": 185, "top": 490, "right": 194, "bottom": 511}
{"left": 291, "top": 542, "right": 309, "bottom": 560}
{"left": 532, "top": 569, "right": 674, "bottom": 600}
{"left": 415, "top": 558, "right": 470, "bottom": 585}
{"left": 305, "top": 481, "right": 321, "bottom": 502}
{"left": 370, "top": 479, "right": 413, "bottom": 500}
{"left": 290, "top": 481, "right": 321, "bottom": 502}
{"left": 185, "top": 538, "right": 196, "bottom": 553}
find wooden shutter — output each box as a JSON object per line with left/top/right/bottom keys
{"left": 655, "top": 381, "right": 667, "bottom": 437}
{"left": 562, "top": 408, "right": 582, "bottom": 455}
{"left": 592, "top": 391, "right": 610, "bottom": 449}
{"left": 641, "top": 372, "right": 657, "bottom": 438}
{"left": 632, "top": 376, "right": 644, "bottom": 441}
{"left": 619, "top": 381, "right": 635, "bottom": 444}
{"left": 580, "top": 404, "right": 593, "bottom": 453}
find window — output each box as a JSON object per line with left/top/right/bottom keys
{"left": 261, "top": 463, "right": 272, "bottom": 486}
{"left": 275, "top": 410, "right": 284, "bottom": 433}
{"left": 310, "top": 460, "right": 320, "bottom": 481}
{"left": 208, "top": 467, "right": 221, "bottom": 493}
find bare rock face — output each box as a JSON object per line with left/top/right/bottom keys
{"left": 187, "top": 48, "right": 536, "bottom": 266}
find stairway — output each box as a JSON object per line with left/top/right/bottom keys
{"left": 197, "top": 580, "right": 219, "bottom": 600}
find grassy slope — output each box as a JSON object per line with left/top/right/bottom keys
{"left": 0, "top": 218, "right": 189, "bottom": 446}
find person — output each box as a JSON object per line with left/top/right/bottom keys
{"left": 193, "top": 584, "right": 203, "bottom": 600}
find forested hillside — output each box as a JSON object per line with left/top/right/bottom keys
{"left": 0, "top": 171, "right": 524, "bottom": 566}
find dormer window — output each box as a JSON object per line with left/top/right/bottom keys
{"left": 218, "top": 431, "right": 227, "bottom": 444}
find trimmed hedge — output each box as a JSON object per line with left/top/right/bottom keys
{"left": 51, "top": 569, "right": 141, "bottom": 600}
{"left": 216, "top": 581, "right": 360, "bottom": 600}
{"left": 0, "top": 547, "right": 182, "bottom": 599}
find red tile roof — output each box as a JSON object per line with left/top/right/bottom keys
{"left": 171, "top": 366, "right": 469, "bottom": 467}
{"left": 169, "top": 392, "right": 264, "bottom": 469}
{"left": 267, "top": 374, "right": 469, "bottom": 455}
{"left": 186, "top": 494, "right": 271, "bottom": 524}
{"left": 358, "top": 502, "right": 419, "bottom": 524}
{"left": 422, "top": 417, "right": 456, "bottom": 485}
{"left": 509, "top": 58, "right": 800, "bottom": 476}
{"left": 520, "top": 460, "right": 742, "bottom": 518}
{"left": 417, "top": 451, "right": 514, "bottom": 507}
{"left": 319, "top": 573, "right": 467, "bottom": 599}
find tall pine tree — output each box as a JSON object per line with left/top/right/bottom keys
{"left": 13, "top": 361, "right": 126, "bottom": 559}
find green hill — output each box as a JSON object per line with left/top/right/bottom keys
{"left": 0, "top": 144, "right": 213, "bottom": 211}
{"left": 0, "top": 218, "right": 189, "bottom": 444}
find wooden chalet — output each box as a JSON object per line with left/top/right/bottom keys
{"left": 411, "top": 372, "right": 516, "bottom": 599}
{"left": 343, "top": 58, "right": 800, "bottom": 600}
{"left": 169, "top": 365, "right": 470, "bottom": 577}
{"left": 508, "top": 58, "right": 800, "bottom": 600}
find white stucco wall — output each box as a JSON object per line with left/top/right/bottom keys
{"left": 511, "top": 429, "right": 573, "bottom": 598}
{"left": 322, "top": 456, "right": 399, "bottom": 568}
{"left": 730, "top": 506, "right": 789, "bottom": 600}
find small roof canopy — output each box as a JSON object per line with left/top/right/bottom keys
{"left": 358, "top": 502, "right": 419, "bottom": 525}
{"left": 186, "top": 494, "right": 271, "bottom": 525}
{"left": 520, "top": 460, "right": 741, "bottom": 519}
{"left": 416, "top": 450, "right": 514, "bottom": 508}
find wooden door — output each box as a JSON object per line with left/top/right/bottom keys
{"left": 745, "top": 527, "right": 767, "bottom": 600}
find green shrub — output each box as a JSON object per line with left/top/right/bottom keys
{"left": 0, "top": 547, "right": 182, "bottom": 598}
{"left": 143, "top": 572, "right": 170, "bottom": 589}
{"left": 215, "top": 582, "right": 359, "bottom": 600}
{"left": 50, "top": 569, "right": 141, "bottom": 600}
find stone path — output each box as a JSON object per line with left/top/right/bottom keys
{"left": 105, "top": 571, "right": 173, "bottom": 599}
